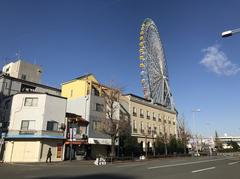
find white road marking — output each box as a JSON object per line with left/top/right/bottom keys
{"left": 116, "top": 163, "right": 147, "bottom": 168}
{"left": 148, "top": 157, "right": 234, "bottom": 170}
{"left": 228, "top": 161, "right": 240, "bottom": 165}
{"left": 192, "top": 167, "right": 216, "bottom": 173}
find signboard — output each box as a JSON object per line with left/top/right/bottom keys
{"left": 69, "top": 128, "right": 77, "bottom": 141}
{"left": 57, "top": 144, "right": 62, "bottom": 158}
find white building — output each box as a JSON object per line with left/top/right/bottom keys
{"left": 218, "top": 136, "right": 240, "bottom": 149}
{"left": 3, "top": 93, "right": 67, "bottom": 162}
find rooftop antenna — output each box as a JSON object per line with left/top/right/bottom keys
{"left": 33, "top": 57, "right": 37, "bottom": 65}
{"left": 16, "top": 49, "right": 21, "bottom": 60}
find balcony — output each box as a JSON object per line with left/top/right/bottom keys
{"left": 133, "top": 128, "right": 138, "bottom": 133}
{"left": 19, "top": 130, "right": 36, "bottom": 135}
{"left": 147, "top": 116, "right": 150, "bottom": 119}
{"left": 133, "top": 112, "right": 137, "bottom": 117}
{"left": 140, "top": 114, "right": 144, "bottom": 118}
{"left": 141, "top": 129, "right": 145, "bottom": 134}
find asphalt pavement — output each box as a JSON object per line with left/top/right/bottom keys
{"left": 0, "top": 155, "right": 240, "bottom": 179}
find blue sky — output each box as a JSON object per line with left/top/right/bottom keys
{"left": 1, "top": 0, "right": 240, "bottom": 137}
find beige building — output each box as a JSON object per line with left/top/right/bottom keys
{"left": 122, "top": 94, "right": 177, "bottom": 152}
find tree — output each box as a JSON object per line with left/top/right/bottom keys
{"left": 155, "top": 136, "right": 166, "bottom": 155}
{"left": 214, "top": 130, "right": 222, "bottom": 150}
{"left": 177, "top": 114, "right": 191, "bottom": 154}
{"left": 227, "top": 140, "right": 239, "bottom": 151}
{"left": 100, "top": 84, "right": 130, "bottom": 157}
{"left": 162, "top": 123, "right": 168, "bottom": 155}
{"left": 168, "top": 136, "right": 178, "bottom": 154}
{"left": 122, "top": 136, "right": 141, "bottom": 157}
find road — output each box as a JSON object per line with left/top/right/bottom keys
{"left": 0, "top": 155, "right": 240, "bottom": 179}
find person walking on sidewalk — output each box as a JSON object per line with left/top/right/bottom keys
{"left": 46, "top": 148, "right": 52, "bottom": 163}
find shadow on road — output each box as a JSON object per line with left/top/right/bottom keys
{"left": 35, "top": 174, "right": 135, "bottom": 179}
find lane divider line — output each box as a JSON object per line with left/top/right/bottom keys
{"left": 192, "top": 167, "right": 216, "bottom": 173}
{"left": 228, "top": 161, "right": 240, "bottom": 165}
{"left": 148, "top": 157, "right": 234, "bottom": 170}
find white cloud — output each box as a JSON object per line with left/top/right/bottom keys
{"left": 200, "top": 45, "right": 240, "bottom": 76}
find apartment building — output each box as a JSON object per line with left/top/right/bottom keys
{"left": 0, "top": 60, "right": 61, "bottom": 134}
{"left": 3, "top": 93, "right": 67, "bottom": 162}
{"left": 122, "top": 94, "right": 177, "bottom": 152}
{"left": 0, "top": 60, "right": 62, "bottom": 160}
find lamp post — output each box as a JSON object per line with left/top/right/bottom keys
{"left": 222, "top": 28, "right": 240, "bottom": 38}
{"left": 192, "top": 109, "right": 200, "bottom": 155}
{"left": 153, "top": 133, "right": 157, "bottom": 157}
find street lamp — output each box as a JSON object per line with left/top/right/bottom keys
{"left": 222, "top": 28, "right": 240, "bottom": 38}
{"left": 152, "top": 133, "right": 157, "bottom": 157}
{"left": 192, "top": 109, "right": 201, "bottom": 155}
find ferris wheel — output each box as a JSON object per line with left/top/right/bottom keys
{"left": 139, "top": 18, "right": 174, "bottom": 109}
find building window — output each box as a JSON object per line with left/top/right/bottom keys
{"left": 158, "top": 114, "right": 161, "bottom": 122}
{"left": 148, "top": 126, "right": 151, "bottom": 134}
{"left": 140, "top": 121, "right": 144, "bottom": 133}
{"left": 147, "top": 111, "right": 150, "bottom": 119}
{"left": 173, "top": 122, "right": 175, "bottom": 125}
{"left": 93, "top": 121, "right": 101, "bottom": 132}
{"left": 133, "top": 120, "right": 137, "bottom": 133}
{"left": 153, "top": 112, "right": 156, "bottom": 120}
{"left": 140, "top": 109, "right": 144, "bottom": 118}
{"left": 154, "top": 126, "right": 157, "bottom": 134}
{"left": 21, "top": 84, "right": 36, "bottom": 92}
{"left": 24, "top": 97, "right": 38, "bottom": 107}
{"left": 21, "top": 74, "right": 26, "bottom": 80}
{"left": 93, "top": 87, "right": 100, "bottom": 96}
{"left": 96, "top": 103, "right": 104, "bottom": 112}
{"left": 168, "top": 120, "right": 171, "bottom": 124}
{"left": 47, "top": 121, "right": 58, "bottom": 131}
{"left": 21, "top": 120, "right": 35, "bottom": 130}
{"left": 133, "top": 107, "right": 137, "bottom": 116}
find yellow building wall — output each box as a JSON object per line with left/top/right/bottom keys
{"left": 61, "top": 75, "right": 99, "bottom": 99}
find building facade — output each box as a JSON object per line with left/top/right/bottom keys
{"left": 121, "top": 94, "right": 177, "bottom": 153}
{"left": 2, "top": 60, "right": 42, "bottom": 83}
{"left": 0, "top": 60, "right": 62, "bottom": 160}
{"left": 3, "top": 93, "right": 67, "bottom": 162}
{"left": 61, "top": 74, "right": 115, "bottom": 158}
{"left": 65, "top": 113, "right": 89, "bottom": 160}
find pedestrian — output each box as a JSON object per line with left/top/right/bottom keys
{"left": 46, "top": 148, "right": 52, "bottom": 163}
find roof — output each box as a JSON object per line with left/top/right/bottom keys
{"left": 61, "top": 73, "right": 98, "bottom": 85}
{"left": 12, "top": 92, "right": 67, "bottom": 99}
{"left": 124, "top": 93, "right": 177, "bottom": 114}
{"left": 75, "top": 73, "right": 93, "bottom": 80}
{"left": 0, "top": 73, "right": 61, "bottom": 92}
{"left": 123, "top": 93, "right": 151, "bottom": 102}
{"left": 66, "top": 112, "right": 89, "bottom": 125}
